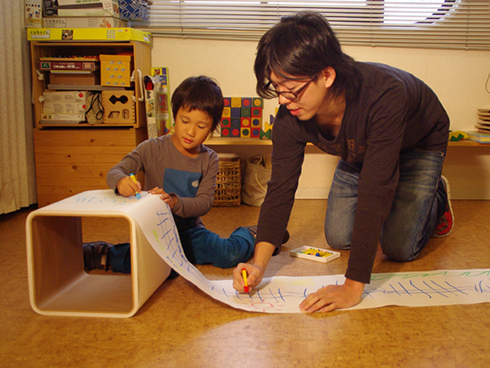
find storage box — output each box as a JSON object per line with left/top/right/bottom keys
{"left": 43, "top": 0, "right": 120, "bottom": 18}
{"left": 43, "top": 16, "right": 128, "bottom": 28}
{"left": 119, "top": 0, "right": 148, "bottom": 21}
{"left": 49, "top": 71, "right": 99, "bottom": 85}
{"left": 43, "top": 102, "right": 86, "bottom": 115}
{"left": 102, "top": 90, "right": 135, "bottom": 124}
{"left": 213, "top": 156, "right": 241, "bottom": 207}
{"left": 41, "top": 113, "right": 85, "bottom": 124}
{"left": 26, "top": 190, "right": 172, "bottom": 317}
{"left": 41, "top": 91, "right": 87, "bottom": 124}
{"left": 25, "top": 0, "right": 43, "bottom": 28}
{"left": 42, "top": 90, "right": 87, "bottom": 103}
{"left": 27, "top": 27, "right": 151, "bottom": 43}
{"left": 100, "top": 54, "right": 132, "bottom": 87}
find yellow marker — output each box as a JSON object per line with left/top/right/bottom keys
{"left": 241, "top": 268, "right": 249, "bottom": 293}
{"left": 129, "top": 173, "right": 141, "bottom": 199}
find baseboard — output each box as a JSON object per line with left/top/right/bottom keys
{"left": 295, "top": 187, "right": 329, "bottom": 199}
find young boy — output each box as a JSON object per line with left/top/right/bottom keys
{"left": 107, "top": 76, "right": 259, "bottom": 268}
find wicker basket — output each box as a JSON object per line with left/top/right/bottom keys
{"left": 213, "top": 157, "right": 241, "bottom": 207}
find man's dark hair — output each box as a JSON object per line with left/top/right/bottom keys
{"left": 254, "top": 11, "right": 361, "bottom": 102}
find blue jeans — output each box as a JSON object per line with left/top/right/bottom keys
{"left": 179, "top": 226, "right": 255, "bottom": 268}
{"left": 325, "top": 148, "right": 446, "bottom": 261}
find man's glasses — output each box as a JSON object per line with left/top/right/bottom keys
{"left": 264, "top": 76, "right": 316, "bottom": 100}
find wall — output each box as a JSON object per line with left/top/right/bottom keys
{"left": 152, "top": 37, "right": 490, "bottom": 199}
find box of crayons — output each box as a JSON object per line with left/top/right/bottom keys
{"left": 290, "top": 246, "right": 341, "bottom": 263}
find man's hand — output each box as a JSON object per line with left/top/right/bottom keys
{"left": 299, "top": 278, "right": 365, "bottom": 313}
{"left": 232, "top": 241, "right": 276, "bottom": 293}
{"left": 233, "top": 263, "right": 265, "bottom": 293}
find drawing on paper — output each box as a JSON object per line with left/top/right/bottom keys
{"left": 48, "top": 190, "right": 490, "bottom": 313}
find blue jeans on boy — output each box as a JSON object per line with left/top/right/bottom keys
{"left": 325, "top": 148, "right": 446, "bottom": 261}
{"left": 179, "top": 226, "right": 255, "bottom": 268}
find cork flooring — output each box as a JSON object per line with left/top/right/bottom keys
{"left": 1, "top": 199, "right": 490, "bottom": 368}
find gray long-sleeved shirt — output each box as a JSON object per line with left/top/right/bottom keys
{"left": 256, "top": 62, "right": 450, "bottom": 284}
{"left": 106, "top": 134, "right": 219, "bottom": 229}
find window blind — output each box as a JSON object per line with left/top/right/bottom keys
{"left": 133, "top": 0, "right": 490, "bottom": 50}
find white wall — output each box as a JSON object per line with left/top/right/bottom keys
{"left": 152, "top": 37, "right": 490, "bottom": 199}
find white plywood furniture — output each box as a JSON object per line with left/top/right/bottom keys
{"left": 26, "top": 190, "right": 171, "bottom": 318}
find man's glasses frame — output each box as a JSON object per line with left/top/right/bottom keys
{"left": 264, "top": 75, "right": 317, "bottom": 100}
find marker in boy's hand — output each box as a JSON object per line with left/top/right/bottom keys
{"left": 129, "top": 173, "right": 141, "bottom": 199}
{"left": 116, "top": 174, "right": 142, "bottom": 198}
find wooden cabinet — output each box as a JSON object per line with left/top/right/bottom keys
{"left": 30, "top": 40, "right": 150, "bottom": 207}
{"left": 33, "top": 129, "right": 146, "bottom": 206}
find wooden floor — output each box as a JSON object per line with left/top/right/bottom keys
{"left": 1, "top": 199, "right": 490, "bottom": 368}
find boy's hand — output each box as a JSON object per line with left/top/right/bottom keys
{"left": 233, "top": 263, "right": 265, "bottom": 293}
{"left": 117, "top": 176, "right": 141, "bottom": 198}
{"left": 299, "top": 278, "right": 364, "bottom": 313}
{"left": 149, "top": 187, "right": 178, "bottom": 209}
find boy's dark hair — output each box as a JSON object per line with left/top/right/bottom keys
{"left": 171, "top": 75, "right": 224, "bottom": 131}
{"left": 254, "top": 11, "right": 362, "bottom": 102}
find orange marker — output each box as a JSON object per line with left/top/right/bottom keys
{"left": 241, "top": 268, "right": 249, "bottom": 293}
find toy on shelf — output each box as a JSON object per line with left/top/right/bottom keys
{"left": 220, "top": 97, "right": 264, "bottom": 138}
{"left": 143, "top": 68, "right": 171, "bottom": 138}
{"left": 100, "top": 54, "right": 132, "bottom": 87}
{"left": 101, "top": 90, "right": 135, "bottom": 125}
{"left": 152, "top": 67, "right": 171, "bottom": 136}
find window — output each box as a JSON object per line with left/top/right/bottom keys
{"left": 133, "top": 0, "right": 490, "bottom": 50}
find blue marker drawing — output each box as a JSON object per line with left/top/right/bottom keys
{"left": 48, "top": 190, "right": 490, "bottom": 314}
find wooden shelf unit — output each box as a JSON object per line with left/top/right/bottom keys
{"left": 30, "top": 41, "right": 150, "bottom": 129}
{"left": 205, "top": 137, "right": 488, "bottom": 147}
{"left": 204, "top": 137, "right": 490, "bottom": 147}
{"left": 205, "top": 137, "right": 273, "bottom": 146}
{"left": 30, "top": 40, "right": 151, "bottom": 207}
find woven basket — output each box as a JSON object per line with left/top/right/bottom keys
{"left": 213, "top": 157, "right": 241, "bottom": 207}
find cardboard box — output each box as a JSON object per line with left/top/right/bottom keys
{"left": 25, "top": 0, "right": 43, "bottom": 28}
{"left": 43, "top": 0, "right": 57, "bottom": 16}
{"left": 42, "top": 90, "right": 87, "bottom": 103}
{"left": 41, "top": 113, "right": 86, "bottom": 124}
{"left": 57, "top": 0, "right": 109, "bottom": 5}
{"left": 119, "top": 0, "right": 148, "bottom": 21}
{"left": 27, "top": 27, "right": 151, "bottom": 43}
{"left": 42, "top": 90, "right": 87, "bottom": 123}
{"left": 39, "top": 60, "right": 98, "bottom": 71}
{"left": 49, "top": 71, "right": 99, "bottom": 85}
{"left": 43, "top": 16, "right": 128, "bottom": 28}
{"left": 43, "top": 0, "right": 119, "bottom": 18}
{"left": 43, "top": 102, "right": 86, "bottom": 115}
{"left": 100, "top": 54, "right": 132, "bottom": 87}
